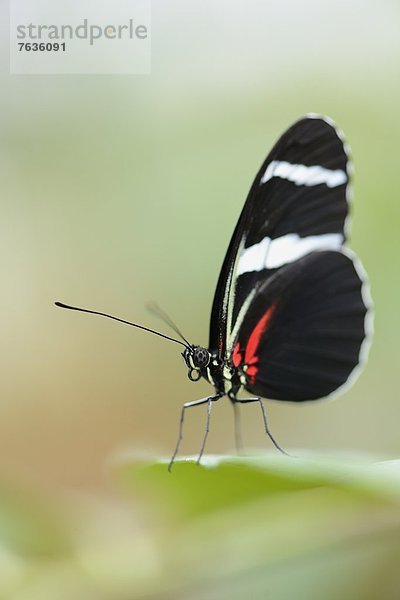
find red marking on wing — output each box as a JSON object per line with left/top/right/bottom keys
{"left": 232, "top": 342, "right": 242, "bottom": 367}
{"left": 244, "top": 304, "right": 276, "bottom": 383}
{"left": 245, "top": 365, "right": 258, "bottom": 377}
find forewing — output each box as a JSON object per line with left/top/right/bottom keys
{"left": 232, "top": 251, "right": 371, "bottom": 402}
{"left": 209, "top": 115, "right": 351, "bottom": 359}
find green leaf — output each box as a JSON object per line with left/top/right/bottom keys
{"left": 116, "top": 454, "right": 400, "bottom": 599}
{"left": 118, "top": 453, "right": 400, "bottom": 521}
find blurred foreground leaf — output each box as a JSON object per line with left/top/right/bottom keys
{"left": 0, "top": 481, "right": 71, "bottom": 559}
{"left": 117, "top": 454, "right": 400, "bottom": 600}
{"left": 2, "top": 455, "right": 400, "bottom": 599}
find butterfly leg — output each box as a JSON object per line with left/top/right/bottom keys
{"left": 197, "top": 393, "right": 224, "bottom": 466}
{"left": 234, "top": 397, "right": 289, "bottom": 456}
{"left": 233, "top": 402, "right": 243, "bottom": 452}
{"left": 169, "top": 394, "right": 222, "bottom": 472}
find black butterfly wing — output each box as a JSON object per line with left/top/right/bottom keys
{"left": 231, "top": 250, "right": 371, "bottom": 401}
{"left": 209, "top": 115, "right": 351, "bottom": 360}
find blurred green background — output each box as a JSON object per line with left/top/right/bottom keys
{"left": 1, "top": 1, "right": 400, "bottom": 597}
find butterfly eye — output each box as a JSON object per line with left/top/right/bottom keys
{"left": 193, "top": 347, "right": 210, "bottom": 368}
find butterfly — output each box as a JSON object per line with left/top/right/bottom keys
{"left": 56, "top": 114, "right": 373, "bottom": 470}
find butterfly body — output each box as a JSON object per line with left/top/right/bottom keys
{"left": 183, "top": 346, "right": 242, "bottom": 398}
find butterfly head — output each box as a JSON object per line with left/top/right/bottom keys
{"left": 182, "top": 345, "right": 211, "bottom": 381}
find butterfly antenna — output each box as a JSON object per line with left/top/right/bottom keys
{"left": 147, "top": 302, "right": 192, "bottom": 347}
{"left": 55, "top": 302, "right": 189, "bottom": 349}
